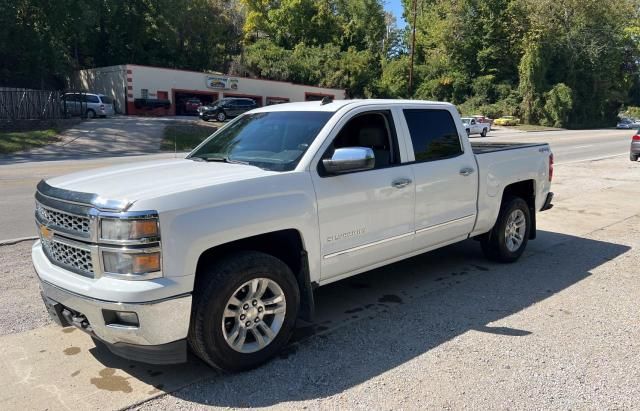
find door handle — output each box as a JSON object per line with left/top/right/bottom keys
{"left": 392, "top": 178, "right": 412, "bottom": 189}
{"left": 459, "top": 167, "right": 475, "bottom": 176}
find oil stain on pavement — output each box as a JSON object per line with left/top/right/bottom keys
{"left": 90, "top": 368, "right": 133, "bottom": 393}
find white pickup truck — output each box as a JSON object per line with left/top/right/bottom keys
{"left": 33, "top": 99, "right": 554, "bottom": 371}
{"left": 461, "top": 117, "right": 489, "bottom": 137}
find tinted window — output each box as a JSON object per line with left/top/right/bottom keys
{"left": 403, "top": 109, "right": 463, "bottom": 162}
{"left": 189, "top": 111, "right": 333, "bottom": 171}
{"left": 85, "top": 95, "right": 100, "bottom": 103}
{"left": 100, "top": 95, "right": 113, "bottom": 104}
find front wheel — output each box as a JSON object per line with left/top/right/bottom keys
{"left": 481, "top": 196, "right": 530, "bottom": 263}
{"left": 188, "top": 251, "right": 300, "bottom": 372}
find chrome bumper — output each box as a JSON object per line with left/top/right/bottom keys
{"left": 39, "top": 279, "right": 191, "bottom": 347}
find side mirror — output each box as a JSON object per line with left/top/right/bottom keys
{"left": 323, "top": 147, "right": 375, "bottom": 175}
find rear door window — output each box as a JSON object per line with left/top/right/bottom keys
{"left": 403, "top": 109, "right": 463, "bottom": 162}
{"left": 85, "top": 95, "right": 100, "bottom": 103}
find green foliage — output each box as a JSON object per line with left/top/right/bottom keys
{"left": 239, "top": 0, "right": 388, "bottom": 97}
{"left": 620, "top": 106, "right": 640, "bottom": 119}
{"left": 2, "top": 0, "right": 639, "bottom": 129}
{"left": 542, "top": 84, "right": 573, "bottom": 127}
{"left": 161, "top": 123, "right": 218, "bottom": 151}
{"left": 0, "top": 129, "right": 60, "bottom": 154}
{"left": 0, "top": 0, "right": 242, "bottom": 89}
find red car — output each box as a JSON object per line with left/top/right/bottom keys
{"left": 184, "top": 98, "right": 202, "bottom": 113}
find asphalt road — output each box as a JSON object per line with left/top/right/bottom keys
{"left": 0, "top": 127, "right": 634, "bottom": 241}
{"left": 483, "top": 128, "right": 633, "bottom": 164}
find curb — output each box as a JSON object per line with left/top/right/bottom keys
{"left": 0, "top": 236, "right": 37, "bottom": 246}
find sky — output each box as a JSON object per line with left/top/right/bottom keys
{"left": 383, "top": 0, "right": 407, "bottom": 28}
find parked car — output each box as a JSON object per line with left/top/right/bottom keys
{"left": 34, "top": 99, "right": 553, "bottom": 371}
{"left": 62, "top": 92, "right": 115, "bottom": 118}
{"left": 472, "top": 115, "right": 493, "bottom": 129}
{"left": 199, "top": 97, "right": 258, "bottom": 122}
{"left": 617, "top": 118, "right": 636, "bottom": 129}
{"left": 184, "top": 98, "right": 202, "bottom": 114}
{"left": 494, "top": 115, "right": 520, "bottom": 126}
{"left": 630, "top": 129, "right": 640, "bottom": 161}
{"left": 461, "top": 117, "right": 489, "bottom": 137}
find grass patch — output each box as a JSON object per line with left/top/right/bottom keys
{"left": 161, "top": 123, "right": 218, "bottom": 151}
{"left": 511, "top": 124, "right": 565, "bottom": 132}
{"left": 0, "top": 129, "right": 60, "bottom": 154}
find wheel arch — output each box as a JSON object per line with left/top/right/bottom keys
{"left": 194, "top": 229, "right": 315, "bottom": 321}
{"left": 501, "top": 179, "right": 537, "bottom": 239}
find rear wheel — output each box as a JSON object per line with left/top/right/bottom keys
{"left": 481, "top": 196, "right": 530, "bottom": 262}
{"left": 631, "top": 154, "right": 638, "bottom": 162}
{"left": 86, "top": 109, "right": 96, "bottom": 119}
{"left": 189, "top": 251, "right": 299, "bottom": 372}
{"left": 216, "top": 111, "right": 227, "bottom": 122}
{"left": 481, "top": 128, "right": 487, "bottom": 137}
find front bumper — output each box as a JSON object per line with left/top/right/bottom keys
{"left": 38, "top": 278, "right": 191, "bottom": 364}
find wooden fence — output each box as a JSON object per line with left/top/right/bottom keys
{"left": 0, "top": 88, "right": 67, "bottom": 120}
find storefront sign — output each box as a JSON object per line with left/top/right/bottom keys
{"left": 205, "top": 76, "right": 239, "bottom": 90}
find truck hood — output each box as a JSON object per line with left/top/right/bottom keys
{"left": 45, "top": 158, "right": 277, "bottom": 206}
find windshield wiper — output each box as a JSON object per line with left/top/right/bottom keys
{"left": 203, "top": 156, "right": 251, "bottom": 166}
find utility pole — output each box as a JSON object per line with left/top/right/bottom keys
{"left": 408, "top": 0, "right": 418, "bottom": 95}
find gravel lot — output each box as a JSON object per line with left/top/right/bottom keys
{"left": 0, "top": 241, "right": 51, "bottom": 335}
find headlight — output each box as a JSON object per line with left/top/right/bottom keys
{"left": 100, "top": 218, "right": 159, "bottom": 241}
{"left": 102, "top": 251, "right": 161, "bottom": 275}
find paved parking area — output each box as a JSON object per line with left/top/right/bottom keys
{"left": 0, "top": 156, "right": 638, "bottom": 409}
{"left": 0, "top": 116, "right": 171, "bottom": 164}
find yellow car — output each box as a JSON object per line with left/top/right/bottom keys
{"left": 494, "top": 116, "right": 520, "bottom": 126}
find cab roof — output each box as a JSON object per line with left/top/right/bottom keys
{"left": 252, "top": 99, "right": 455, "bottom": 113}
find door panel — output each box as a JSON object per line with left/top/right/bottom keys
{"left": 412, "top": 156, "right": 477, "bottom": 249}
{"left": 311, "top": 108, "right": 415, "bottom": 281}
{"left": 313, "top": 166, "right": 415, "bottom": 280}
{"left": 400, "top": 108, "right": 478, "bottom": 250}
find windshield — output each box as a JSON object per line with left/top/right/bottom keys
{"left": 189, "top": 111, "right": 334, "bottom": 171}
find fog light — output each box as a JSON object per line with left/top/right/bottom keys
{"left": 103, "top": 309, "right": 139, "bottom": 327}
{"left": 115, "top": 311, "right": 139, "bottom": 326}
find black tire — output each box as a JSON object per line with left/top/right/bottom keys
{"left": 631, "top": 154, "right": 638, "bottom": 162}
{"left": 480, "top": 196, "right": 531, "bottom": 263}
{"left": 481, "top": 128, "right": 487, "bottom": 137}
{"left": 188, "top": 251, "right": 300, "bottom": 372}
{"left": 216, "top": 111, "right": 227, "bottom": 122}
{"left": 86, "top": 109, "right": 96, "bottom": 119}
{"left": 201, "top": 115, "right": 209, "bottom": 122}
{"left": 466, "top": 129, "right": 471, "bottom": 137}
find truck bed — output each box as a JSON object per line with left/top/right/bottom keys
{"left": 471, "top": 142, "right": 548, "bottom": 155}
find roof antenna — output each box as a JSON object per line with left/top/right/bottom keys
{"left": 320, "top": 96, "right": 333, "bottom": 105}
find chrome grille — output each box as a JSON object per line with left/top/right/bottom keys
{"left": 36, "top": 203, "right": 90, "bottom": 235}
{"left": 42, "top": 238, "right": 94, "bottom": 277}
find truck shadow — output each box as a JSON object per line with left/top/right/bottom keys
{"left": 90, "top": 230, "right": 630, "bottom": 407}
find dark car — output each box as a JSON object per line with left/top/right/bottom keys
{"left": 199, "top": 98, "right": 258, "bottom": 122}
